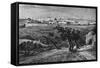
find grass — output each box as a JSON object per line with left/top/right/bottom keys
{"left": 19, "top": 24, "right": 96, "bottom": 64}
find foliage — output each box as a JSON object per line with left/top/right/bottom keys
{"left": 19, "top": 24, "right": 91, "bottom": 56}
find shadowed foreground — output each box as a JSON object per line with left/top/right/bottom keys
{"left": 19, "top": 46, "right": 96, "bottom": 64}
{"left": 19, "top": 24, "right": 96, "bottom": 64}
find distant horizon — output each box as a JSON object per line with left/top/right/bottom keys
{"left": 19, "top": 17, "right": 96, "bottom": 22}
{"left": 19, "top": 4, "right": 96, "bottom": 21}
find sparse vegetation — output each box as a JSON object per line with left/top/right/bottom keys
{"left": 19, "top": 23, "right": 96, "bottom": 64}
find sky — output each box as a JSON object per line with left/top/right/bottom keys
{"left": 19, "top": 4, "right": 96, "bottom": 21}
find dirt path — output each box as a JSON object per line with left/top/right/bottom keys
{"left": 77, "top": 45, "right": 95, "bottom": 60}
{"left": 78, "top": 51, "right": 95, "bottom": 60}
{"left": 19, "top": 47, "right": 96, "bottom": 64}
{"left": 19, "top": 48, "right": 69, "bottom": 64}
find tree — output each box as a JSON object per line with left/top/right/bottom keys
{"left": 27, "top": 18, "right": 31, "bottom": 21}
{"left": 55, "top": 26, "right": 85, "bottom": 51}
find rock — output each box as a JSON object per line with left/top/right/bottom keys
{"left": 85, "top": 31, "right": 96, "bottom": 46}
